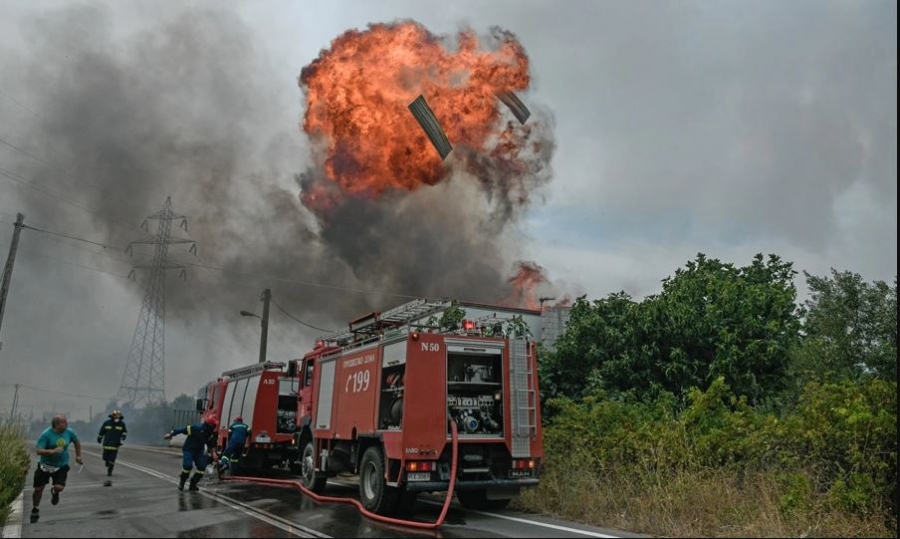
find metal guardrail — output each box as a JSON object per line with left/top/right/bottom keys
{"left": 172, "top": 409, "right": 201, "bottom": 429}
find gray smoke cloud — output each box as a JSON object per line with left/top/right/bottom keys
{"left": 3, "top": 3, "right": 557, "bottom": 343}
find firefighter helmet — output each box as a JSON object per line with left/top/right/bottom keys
{"left": 234, "top": 415, "right": 243, "bottom": 422}
{"left": 110, "top": 409, "right": 123, "bottom": 419}
{"left": 203, "top": 416, "right": 219, "bottom": 429}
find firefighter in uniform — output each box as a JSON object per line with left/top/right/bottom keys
{"left": 163, "top": 416, "right": 218, "bottom": 491}
{"left": 97, "top": 409, "right": 127, "bottom": 476}
{"left": 217, "top": 415, "right": 250, "bottom": 477}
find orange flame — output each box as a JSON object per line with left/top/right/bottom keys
{"left": 299, "top": 21, "right": 531, "bottom": 208}
{"left": 502, "top": 261, "right": 548, "bottom": 310}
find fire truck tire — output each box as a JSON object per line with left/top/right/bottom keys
{"left": 456, "top": 489, "right": 511, "bottom": 511}
{"left": 299, "top": 440, "right": 326, "bottom": 492}
{"left": 359, "top": 446, "right": 399, "bottom": 515}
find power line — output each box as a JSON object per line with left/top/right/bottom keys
{"left": 176, "top": 257, "right": 417, "bottom": 299}
{"left": 5, "top": 215, "right": 419, "bottom": 299}
{"left": 6, "top": 382, "right": 116, "bottom": 402}
{"left": 271, "top": 298, "right": 334, "bottom": 333}
{"left": 0, "top": 240, "right": 128, "bottom": 279}
{"left": 0, "top": 166, "right": 152, "bottom": 239}
{"left": 0, "top": 88, "right": 44, "bottom": 119}
{"left": 0, "top": 133, "right": 103, "bottom": 191}
{"left": 23, "top": 223, "right": 118, "bottom": 250}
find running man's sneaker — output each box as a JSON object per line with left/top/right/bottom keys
{"left": 51, "top": 488, "right": 60, "bottom": 506}
{"left": 30, "top": 508, "right": 39, "bottom": 523}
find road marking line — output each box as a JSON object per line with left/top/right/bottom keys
{"left": 84, "top": 450, "right": 329, "bottom": 538}
{"left": 420, "top": 499, "right": 622, "bottom": 538}
{"left": 1, "top": 491, "right": 23, "bottom": 538}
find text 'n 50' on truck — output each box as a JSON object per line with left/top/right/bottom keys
{"left": 295, "top": 298, "right": 543, "bottom": 515}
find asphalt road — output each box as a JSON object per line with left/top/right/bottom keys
{"left": 10, "top": 443, "right": 644, "bottom": 538}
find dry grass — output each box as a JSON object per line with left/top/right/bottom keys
{"left": 515, "top": 466, "right": 895, "bottom": 537}
{"left": 0, "top": 422, "right": 29, "bottom": 527}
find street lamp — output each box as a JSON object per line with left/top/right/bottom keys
{"left": 241, "top": 289, "right": 271, "bottom": 364}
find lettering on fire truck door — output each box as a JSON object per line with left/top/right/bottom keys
{"left": 335, "top": 349, "right": 378, "bottom": 434}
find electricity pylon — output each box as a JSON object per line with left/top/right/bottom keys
{"left": 117, "top": 197, "right": 196, "bottom": 409}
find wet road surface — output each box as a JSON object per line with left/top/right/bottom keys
{"left": 19, "top": 444, "right": 643, "bottom": 538}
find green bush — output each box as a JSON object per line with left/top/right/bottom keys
{"left": 0, "top": 422, "right": 29, "bottom": 527}
{"left": 536, "top": 376, "right": 897, "bottom": 533}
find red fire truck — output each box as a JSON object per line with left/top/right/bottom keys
{"left": 292, "top": 298, "right": 543, "bottom": 515}
{"left": 196, "top": 360, "right": 303, "bottom": 471}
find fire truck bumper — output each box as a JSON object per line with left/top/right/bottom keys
{"left": 403, "top": 477, "right": 539, "bottom": 492}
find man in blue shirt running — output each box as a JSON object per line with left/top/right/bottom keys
{"left": 31, "top": 414, "right": 83, "bottom": 523}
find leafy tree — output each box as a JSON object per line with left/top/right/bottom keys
{"left": 439, "top": 300, "right": 466, "bottom": 331}
{"left": 539, "top": 292, "right": 635, "bottom": 401}
{"left": 543, "top": 254, "right": 802, "bottom": 405}
{"left": 792, "top": 270, "right": 897, "bottom": 381}
{"left": 651, "top": 253, "right": 802, "bottom": 404}
{"left": 172, "top": 393, "right": 196, "bottom": 411}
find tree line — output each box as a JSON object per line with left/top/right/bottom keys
{"left": 528, "top": 253, "right": 896, "bottom": 534}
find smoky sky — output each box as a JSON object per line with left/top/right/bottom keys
{"left": 0, "top": 0, "right": 894, "bottom": 418}
{"left": 0, "top": 2, "right": 558, "bottom": 414}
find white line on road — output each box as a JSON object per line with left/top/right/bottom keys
{"left": 84, "top": 450, "right": 329, "bottom": 538}
{"left": 109, "top": 447, "right": 625, "bottom": 538}
{"left": 420, "top": 499, "right": 622, "bottom": 538}
{"left": 0, "top": 491, "right": 23, "bottom": 538}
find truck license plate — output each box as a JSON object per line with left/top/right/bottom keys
{"left": 508, "top": 469, "right": 532, "bottom": 478}
{"left": 407, "top": 472, "right": 430, "bottom": 482}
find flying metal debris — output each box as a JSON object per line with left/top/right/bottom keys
{"left": 408, "top": 95, "right": 453, "bottom": 160}
{"left": 496, "top": 90, "right": 531, "bottom": 124}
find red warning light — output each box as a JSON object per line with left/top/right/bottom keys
{"left": 463, "top": 320, "right": 476, "bottom": 331}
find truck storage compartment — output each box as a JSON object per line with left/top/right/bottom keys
{"left": 379, "top": 364, "right": 405, "bottom": 430}
{"left": 446, "top": 347, "right": 504, "bottom": 437}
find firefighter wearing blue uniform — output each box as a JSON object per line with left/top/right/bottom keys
{"left": 163, "top": 416, "right": 218, "bottom": 491}
{"left": 97, "top": 409, "right": 127, "bottom": 476}
{"left": 218, "top": 415, "right": 250, "bottom": 476}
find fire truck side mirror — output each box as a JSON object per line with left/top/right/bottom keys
{"left": 195, "top": 398, "right": 207, "bottom": 412}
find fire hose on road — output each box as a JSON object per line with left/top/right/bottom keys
{"left": 222, "top": 421, "right": 460, "bottom": 530}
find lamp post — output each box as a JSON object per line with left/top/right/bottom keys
{"left": 241, "top": 288, "right": 271, "bottom": 364}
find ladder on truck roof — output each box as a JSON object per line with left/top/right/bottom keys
{"left": 321, "top": 298, "right": 451, "bottom": 345}
{"left": 221, "top": 360, "right": 285, "bottom": 380}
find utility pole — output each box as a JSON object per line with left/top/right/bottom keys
{"left": 10, "top": 383, "right": 20, "bottom": 420}
{"left": 259, "top": 288, "right": 271, "bottom": 364}
{"left": 240, "top": 288, "right": 271, "bottom": 364}
{"left": 0, "top": 213, "right": 25, "bottom": 352}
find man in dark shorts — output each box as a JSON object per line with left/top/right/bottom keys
{"left": 31, "top": 414, "right": 83, "bottom": 523}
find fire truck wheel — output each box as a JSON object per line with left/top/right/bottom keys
{"left": 299, "top": 440, "right": 326, "bottom": 492}
{"left": 359, "top": 446, "right": 399, "bottom": 515}
{"left": 456, "top": 489, "right": 511, "bottom": 511}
